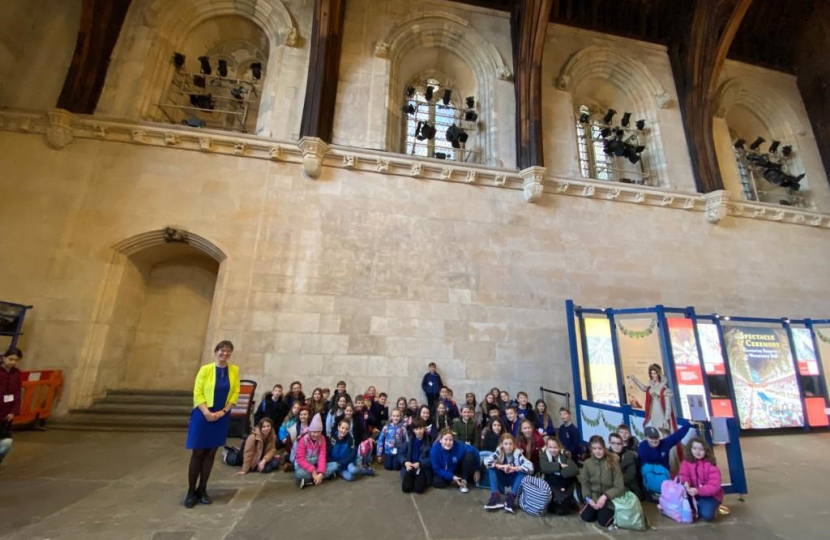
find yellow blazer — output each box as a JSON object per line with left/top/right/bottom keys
{"left": 193, "top": 363, "right": 240, "bottom": 409}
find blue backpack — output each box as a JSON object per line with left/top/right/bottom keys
{"left": 641, "top": 463, "right": 670, "bottom": 494}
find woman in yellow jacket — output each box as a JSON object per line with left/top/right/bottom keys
{"left": 184, "top": 340, "right": 240, "bottom": 508}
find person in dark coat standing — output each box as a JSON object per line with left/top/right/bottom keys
{"left": 421, "top": 362, "right": 444, "bottom": 412}
{"left": 0, "top": 348, "right": 23, "bottom": 466}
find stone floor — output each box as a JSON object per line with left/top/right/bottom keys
{"left": 1, "top": 429, "right": 828, "bottom": 540}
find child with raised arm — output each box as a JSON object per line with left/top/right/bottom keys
{"left": 421, "top": 362, "right": 443, "bottom": 411}
{"left": 377, "top": 409, "right": 408, "bottom": 470}
{"left": 452, "top": 405, "right": 481, "bottom": 448}
{"left": 677, "top": 437, "right": 724, "bottom": 521}
{"left": 483, "top": 433, "right": 534, "bottom": 513}
{"left": 401, "top": 418, "right": 432, "bottom": 493}
{"left": 539, "top": 437, "right": 579, "bottom": 515}
{"left": 638, "top": 423, "right": 692, "bottom": 498}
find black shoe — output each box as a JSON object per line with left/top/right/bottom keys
{"left": 184, "top": 490, "right": 197, "bottom": 509}
{"left": 197, "top": 488, "right": 212, "bottom": 505}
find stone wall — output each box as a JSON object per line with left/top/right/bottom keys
{"left": 1, "top": 129, "right": 828, "bottom": 412}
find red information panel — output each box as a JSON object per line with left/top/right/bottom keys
{"left": 805, "top": 397, "right": 829, "bottom": 427}
{"left": 711, "top": 398, "right": 734, "bottom": 418}
{"left": 668, "top": 318, "right": 708, "bottom": 420}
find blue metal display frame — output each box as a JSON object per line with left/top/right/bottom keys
{"left": 0, "top": 300, "right": 33, "bottom": 350}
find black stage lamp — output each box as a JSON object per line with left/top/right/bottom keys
{"left": 465, "top": 110, "right": 478, "bottom": 122}
{"left": 579, "top": 112, "right": 590, "bottom": 124}
{"left": 442, "top": 89, "right": 452, "bottom": 106}
{"left": 734, "top": 139, "right": 746, "bottom": 150}
{"left": 603, "top": 109, "right": 617, "bottom": 124}
{"left": 420, "top": 122, "right": 436, "bottom": 140}
{"left": 250, "top": 62, "right": 262, "bottom": 80}
{"left": 425, "top": 85, "right": 435, "bottom": 101}
{"left": 193, "top": 75, "right": 206, "bottom": 88}
{"left": 604, "top": 139, "right": 623, "bottom": 156}
{"left": 636, "top": 119, "right": 646, "bottom": 131}
{"left": 446, "top": 124, "right": 463, "bottom": 148}
{"left": 403, "top": 103, "right": 416, "bottom": 115}
{"left": 198, "top": 56, "right": 212, "bottom": 75}
{"left": 600, "top": 127, "right": 612, "bottom": 138}
{"left": 466, "top": 96, "right": 475, "bottom": 109}
{"left": 749, "top": 136, "right": 766, "bottom": 151}
{"left": 621, "top": 112, "right": 632, "bottom": 127}
{"left": 634, "top": 145, "right": 645, "bottom": 154}
{"left": 459, "top": 130, "right": 469, "bottom": 144}
{"left": 768, "top": 140, "right": 781, "bottom": 154}
{"left": 435, "top": 152, "right": 447, "bottom": 160}
{"left": 218, "top": 59, "right": 228, "bottom": 78}
{"left": 189, "top": 94, "right": 215, "bottom": 110}
{"left": 405, "top": 85, "right": 416, "bottom": 98}
{"left": 172, "top": 52, "right": 186, "bottom": 68}
{"left": 231, "top": 87, "right": 245, "bottom": 100}
{"left": 627, "top": 151, "right": 641, "bottom": 164}
{"left": 782, "top": 145, "right": 793, "bottom": 156}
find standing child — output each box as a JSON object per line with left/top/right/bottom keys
{"left": 539, "top": 437, "right": 579, "bottom": 515}
{"left": 421, "top": 362, "right": 444, "bottom": 411}
{"left": 580, "top": 436, "right": 625, "bottom": 527}
{"left": 535, "top": 400, "right": 556, "bottom": 437}
{"left": 401, "top": 418, "right": 432, "bottom": 493}
{"left": 483, "top": 433, "right": 534, "bottom": 513}
{"left": 329, "top": 419, "right": 375, "bottom": 481}
{"left": 430, "top": 428, "right": 481, "bottom": 492}
{"left": 677, "top": 437, "right": 724, "bottom": 522}
{"left": 0, "top": 348, "right": 22, "bottom": 466}
{"left": 294, "top": 413, "right": 337, "bottom": 488}
{"left": 517, "top": 419, "right": 545, "bottom": 470}
{"left": 558, "top": 408, "right": 584, "bottom": 460}
{"left": 377, "top": 409, "right": 408, "bottom": 470}
{"left": 452, "top": 405, "right": 481, "bottom": 448}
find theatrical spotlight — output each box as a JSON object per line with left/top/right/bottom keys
{"left": 172, "top": 52, "right": 186, "bottom": 68}
{"left": 465, "top": 109, "right": 478, "bottom": 122}
{"left": 769, "top": 140, "right": 781, "bottom": 154}
{"left": 446, "top": 124, "right": 468, "bottom": 149}
{"left": 250, "top": 62, "right": 262, "bottom": 80}
{"left": 425, "top": 85, "right": 435, "bottom": 102}
{"left": 579, "top": 112, "right": 590, "bottom": 124}
{"left": 442, "top": 89, "right": 452, "bottom": 106}
{"left": 603, "top": 138, "right": 624, "bottom": 156}
{"left": 600, "top": 127, "right": 612, "bottom": 138}
{"left": 403, "top": 103, "right": 416, "bottom": 115}
{"left": 782, "top": 145, "right": 793, "bottom": 156}
{"left": 416, "top": 121, "right": 436, "bottom": 141}
{"left": 193, "top": 75, "right": 206, "bottom": 88}
{"left": 466, "top": 96, "right": 475, "bottom": 109}
{"left": 189, "top": 93, "right": 215, "bottom": 110}
{"left": 405, "top": 85, "right": 416, "bottom": 98}
{"left": 198, "top": 56, "right": 212, "bottom": 75}
{"left": 218, "top": 59, "right": 228, "bottom": 78}
{"left": 603, "top": 109, "right": 617, "bottom": 124}
{"left": 621, "top": 112, "right": 632, "bottom": 128}
{"left": 734, "top": 139, "right": 746, "bottom": 150}
{"left": 231, "top": 87, "right": 245, "bottom": 100}
{"left": 749, "top": 136, "right": 765, "bottom": 151}
{"left": 636, "top": 119, "right": 646, "bottom": 131}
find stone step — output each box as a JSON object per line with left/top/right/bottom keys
{"left": 47, "top": 423, "right": 188, "bottom": 433}
{"left": 107, "top": 389, "right": 191, "bottom": 398}
{"left": 49, "top": 412, "right": 190, "bottom": 430}
{"left": 81, "top": 402, "right": 193, "bottom": 416}
{"left": 98, "top": 394, "right": 193, "bottom": 407}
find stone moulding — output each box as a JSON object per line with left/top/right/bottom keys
{"left": 1, "top": 109, "right": 828, "bottom": 230}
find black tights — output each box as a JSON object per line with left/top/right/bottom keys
{"left": 188, "top": 448, "right": 218, "bottom": 493}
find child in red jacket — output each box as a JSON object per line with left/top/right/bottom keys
{"left": 677, "top": 437, "right": 724, "bottom": 521}
{"left": 0, "top": 348, "right": 22, "bottom": 466}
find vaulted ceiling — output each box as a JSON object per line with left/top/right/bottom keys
{"left": 452, "top": 0, "right": 817, "bottom": 73}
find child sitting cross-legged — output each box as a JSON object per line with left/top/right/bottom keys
{"left": 400, "top": 418, "right": 433, "bottom": 494}
{"left": 329, "top": 418, "right": 375, "bottom": 481}
{"left": 483, "top": 433, "right": 534, "bottom": 514}
{"left": 377, "top": 409, "right": 409, "bottom": 470}
{"left": 294, "top": 413, "right": 338, "bottom": 489}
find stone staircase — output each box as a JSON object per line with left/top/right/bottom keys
{"left": 50, "top": 389, "right": 192, "bottom": 431}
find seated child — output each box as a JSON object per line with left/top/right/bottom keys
{"left": 558, "top": 408, "right": 585, "bottom": 460}
{"left": 294, "top": 413, "right": 338, "bottom": 488}
{"left": 452, "top": 405, "right": 481, "bottom": 448}
{"left": 254, "top": 384, "right": 289, "bottom": 429}
{"left": 480, "top": 418, "right": 505, "bottom": 453}
{"left": 617, "top": 423, "right": 639, "bottom": 452}
{"left": 638, "top": 424, "right": 692, "bottom": 497}
{"left": 438, "top": 387, "right": 460, "bottom": 419}
{"left": 539, "top": 437, "right": 579, "bottom": 515}
{"left": 415, "top": 405, "right": 434, "bottom": 438}
{"left": 236, "top": 418, "right": 280, "bottom": 475}
{"left": 677, "top": 437, "right": 724, "bottom": 522}
{"left": 608, "top": 432, "right": 643, "bottom": 500}
{"left": 517, "top": 419, "right": 545, "bottom": 471}
{"left": 430, "top": 428, "right": 480, "bottom": 492}
{"left": 483, "top": 433, "right": 534, "bottom": 514}
{"left": 328, "top": 380, "right": 351, "bottom": 410}
{"left": 377, "top": 409, "right": 408, "bottom": 470}
{"left": 504, "top": 406, "right": 521, "bottom": 437}
{"left": 579, "top": 436, "right": 625, "bottom": 528}
{"left": 400, "top": 418, "right": 432, "bottom": 493}
{"left": 499, "top": 390, "right": 511, "bottom": 412}
{"left": 326, "top": 394, "right": 349, "bottom": 435}
{"left": 329, "top": 419, "right": 375, "bottom": 481}
{"left": 535, "top": 399, "right": 556, "bottom": 437}
{"left": 515, "top": 392, "right": 534, "bottom": 424}
{"left": 433, "top": 401, "right": 451, "bottom": 433}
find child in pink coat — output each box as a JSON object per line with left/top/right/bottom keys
{"left": 294, "top": 413, "right": 337, "bottom": 488}
{"left": 677, "top": 437, "right": 724, "bottom": 521}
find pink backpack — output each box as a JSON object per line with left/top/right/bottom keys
{"left": 358, "top": 438, "right": 375, "bottom": 459}
{"left": 658, "top": 479, "right": 693, "bottom": 523}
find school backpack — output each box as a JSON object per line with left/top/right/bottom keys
{"left": 222, "top": 445, "right": 243, "bottom": 467}
{"left": 641, "top": 462, "right": 671, "bottom": 494}
{"left": 517, "top": 475, "right": 552, "bottom": 516}
{"left": 358, "top": 438, "right": 375, "bottom": 460}
{"left": 612, "top": 491, "right": 647, "bottom": 531}
{"left": 658, "top": 479, "right": 693, "bottom": 523}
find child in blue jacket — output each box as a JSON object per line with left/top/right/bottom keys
{"left": 638, "top": 423, "right": 692, "bottom": 496}
{"left": 329, "top": 419, "right": 374, "bottom": 481}
{"left": 430, "top": 428, "right": 481, "bottom": 492}
{"left": 377, "top": 409, "right": 408, "bottom": 470}
{"left": 400, "top": 418, "right": 433, "bottom": 493}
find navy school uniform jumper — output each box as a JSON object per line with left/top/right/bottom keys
{"left": 400, "top": 433, "right": 433, "bottom": 493}
{"left": 421, "top": 371, "right": 443, "bottom": 410}
{"left": 429, "top": 439, "right": 480, "bottom": 488}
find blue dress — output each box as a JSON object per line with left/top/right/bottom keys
{"left": 186, "top": 366, "right": 231, "bottom": 450}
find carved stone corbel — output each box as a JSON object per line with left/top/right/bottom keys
{"left": 465, "top": 170, "right": 477, "bottom": 184}
{"left": 703, "top": 190, "right": 730, "bottom": 224}
{"left": 519, "top": 166, "right": 545, "bottom": 203}
{"left": 494, "top": 173, "right": 506, "bottom": 186}
{"left": 375, "top": 41, "right": 390, "bottom": 58}
{"left": 46, "top": 109, "right": 75, "bottom": 150}
{"left": 298, "top": 137, "right": 329, "bottom": 179}
{"left": 284, "top": 27, "right": 299, "bottom": 47}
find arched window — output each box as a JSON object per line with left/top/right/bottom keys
{"left": 402, "top": 78, "right": 477, "bottom": 162}
{"left": 575, "top": 105, "right": 651, "bottom": 185}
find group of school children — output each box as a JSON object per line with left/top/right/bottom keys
{"left": 242, "top": 362, "right": 723, "bottom": 526}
